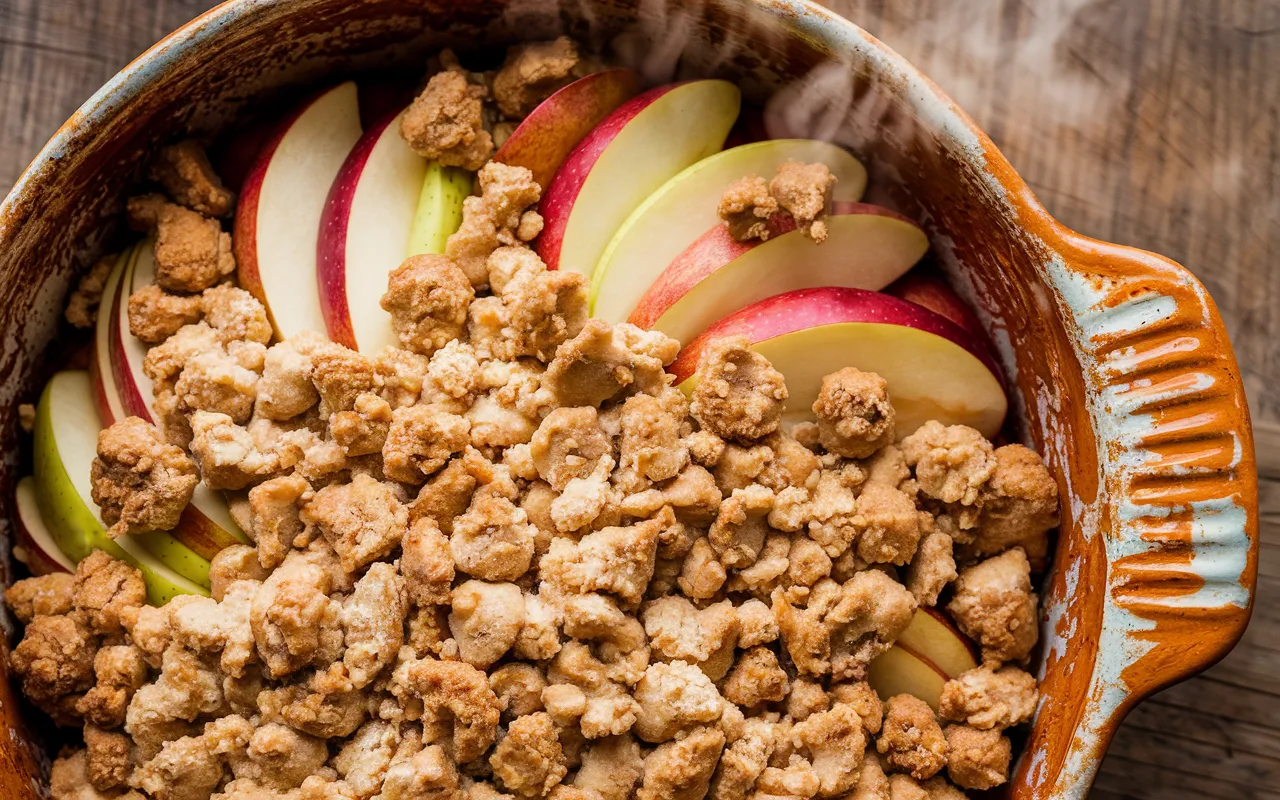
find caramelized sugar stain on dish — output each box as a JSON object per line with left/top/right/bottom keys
{"left": 0, "top": 16, "right": 1237, "bottom": 800}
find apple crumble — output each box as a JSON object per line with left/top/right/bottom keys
{"left": 11, "top": 38, "right": 1060, "bottom": 800}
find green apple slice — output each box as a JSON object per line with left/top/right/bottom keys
{"left": 34, "top": 371, "right": 210, "bottom": 604}
{"left": 591, "top": 139, "right": 868, "bottom": 322}
{"left": 409, "top": 160, "right": 472, "bottom": 256}
{"left": 537, "top": 80, "right": 742, "bottom": 275}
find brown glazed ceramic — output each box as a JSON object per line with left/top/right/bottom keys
{"left": 0, "top": 0, "right": 1258, "bottom": 797}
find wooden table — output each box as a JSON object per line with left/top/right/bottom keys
{"left": 1, "top": 0, "right": 1276, "bottom": 796}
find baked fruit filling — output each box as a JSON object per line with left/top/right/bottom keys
{"left": 11, "top": 37, "right": 1059, "bottom": 800}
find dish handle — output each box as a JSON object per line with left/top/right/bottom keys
{"left": 1030, "top": 224, "right": 1258, "bottom": 797}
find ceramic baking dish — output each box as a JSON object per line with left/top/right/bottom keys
{"left": 0, "top": 0, "right": 1258, "bottom": 797}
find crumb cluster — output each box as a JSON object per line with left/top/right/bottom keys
{"left": 18, "top": 40, "right": 1059, "bottom": 800}
{"left": 717, "top": 162, "right": 837, "bottom": 244}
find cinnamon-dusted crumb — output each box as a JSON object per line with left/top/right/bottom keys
{"left": 256, "top": 335, "right": 322, "bottom": 421}
{"left": 84, "top": 725, "right": 132, "bottom": 791}
{"left": 172, "top": 347, "right": 260, "bottom": 424}
{"left": 489, "top": 711, "right": 567, "bottom": 796}
{"left": 65, "top": 256, "right": 116, "bottom": 329}
{"left": 400, "top": 69, "right": 494, "bottom": 171}
{"left": 774, "top": 570, "right": 916, "bottom": 680}
{"left": 901, "top": 421, "right": 996, "bottom": 531}
{"left": 390, "top": 656, "right": 501, "bottom": 763}
{"left": 690, "top": 336, "right": 788, "bottom": 442}
{"left": 309, "top": 342, "right": 376, "bottom": 416}
{"left": 530, "top": 407, "right": 611, "bottom": 491}
{"left": 878, "top": 694, "right": 948, "bottom": 780}
{"left": 637, "top": 726, "right": 724, "bottom": 800}
{"left": 248, "top": 474, "right": 310, "bottom": 570}
{"left": 939, "top": 664, "right": 1038, "bottom": 732}
{"left": 380, "top": 254, "right": 475, "bottom": 356}
{"left": 5, "top": 573, "right": 75, "bottom": 624}
{"left": 401, "top": 517, "right": 455, "bottom": 606}
{"left": 853, "top": 481, "right": 923, "bottom": 567}
{"left": 449, "top": 579, "right": 525, "bottom": 668}
{"left": 632, "top": 661, "right": 725, "bottom": 743}
{"left": 542, "top": 320, "right": 678, "bottom": 408}
{"left": 718, "top": 176, "right": 778, "bottom": 242}
{"left": 382, "top": 404, "right": 469, "bottom": 483}
{"left": 769, "top": 162, "right": 836, "bottom": 243}
{"left": 148, "top": 141, "right": 235, "bottom": 218}
{"left": 341, "top": 563, "right": 407, "bottom": 687}
{"left": 947, "top": 548, "right": 1038, "bottom": 666}
{"left": 447, "top": 163, "right": 544, "bottom": 289}
{"left": 128, "top": 285, "right": 204, "bottom": 343}
{"left": 201, "top": 284, "right": 272, "bottom": 345}
{"left": 483, "top": 246, "right": 589, "bottom": 362}
{"left": 791, "top": 703, "right": 867, "bottom": 796}
{"left": 493, "top": 37, "right": 583, "bottom": 119}
{"left": 301, "top": 474, "right": 408, "bottom": 574}
{"left": 971, "top": 444, "right": 1059, "bottom": 565}
{"left": 76, "top": 645, "right": 148, "bottom": 729}
{"left": 905, "top": 530, "right": 958, "bottom": 606}
{"left": 144, "top": 203, "right": 235, "bottom": 293}
{"left": 10, "top": 613, "right": 97, "bottom": 722}
{"left": 708, "top": 484, "right": 773, "bottom": 570}
{"left": 944, "top": 724, "right": 1009, "bottom": 790}
{"left": 813, "top": 367, "right": 895, "bottom": 459}
{"left": 90, "top": 417, "right": 198, "bottom": 538}
{"left": 721, "top": 646, "right": 788, "bottom": 708}
{"left": 72, "top": 551, "right": 146, "bottom": 637}
{"left": 450, "top": 492, "right": 537, "bottom": 582}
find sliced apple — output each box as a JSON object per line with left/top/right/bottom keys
{"left": 866, "top": 645, "right": 948, "bottom": 711}
{"left": 14, "top": 477, "right": 74, "bottom": 576}
{"left": 102, "top": 244, "right": 250, "bottom": 560}
{"left": 109, "top": 243, "right": 155, "bottom": 422}
{"left": 91, "top": 248, "right": 132, "bottom": 426}
{"left": 592, "top": 140, "right": 869, "bottom": 322}
{"left": 408, "top": 161, "right": 472, "bottom": 257}
{"left": 885, "top": 269, "right": 986, "bottom": 339}
{"left": 317, "top": 108, "right": 432, "bottom": 352}
{"left": 537, "top": 80, "right": 741, "bottom": 275}
{"left": 868, "top": 609, "right": 979, "bottom": 710}
{"left": 33, "top": 371, "right": 209, "bottom": 604}
{"left": 896, "top": 607, "right": 981, "bottom": 678}
{"left": 627, "top": 204, "right": 926, "bottom": 343}
{"left": 673, "top": 288, "right": 1007, "bottom": 438}
{"left": 493, "top": 68, "right": 642, "bottom": 191}
{"left": 235, "top": 82, "right": 363, "bottom": 340}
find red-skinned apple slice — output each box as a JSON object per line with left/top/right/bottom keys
{"left": 626, "top": 203, "right": 927, "bottom": 343}
{"left": 14, "top": 477, "right": 74, "bottom": 575}
{"left": 493, "top": 68, "right": 642, "bottom": 191}
{"left": 866, "top": 645, "right": 948, "bottom": 711}
{"left": 317, "top": 108, "right": 428, "bottom": 352}
{"left": 885, "top": 269, "right": 986, "bottom": 338}
{"left": 235, "top": 82, "right": 363, "bottom": 340}
{"left": 867, "top": 609, "right": 980, "bottom": 709}
{"left": 672, "top": 287, "right": 1007, "bottom": 437}
{"left": 592, "top": 140, "right": 870, "bottom": 323}
{"left": 897, "top": 608, "right": 980, "bottom": 679}
{"left": 91, "top": 248, "right": 132, "bottom": 426}
{"left": 536, "top": 80, "right": 741, "bottom": 275}
{"left": 104, "top": 244, "right": 251, "bottom": 561}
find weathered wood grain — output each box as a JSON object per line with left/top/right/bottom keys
{"left": 1, "top": 0, "right": 1276, "bottom": 796}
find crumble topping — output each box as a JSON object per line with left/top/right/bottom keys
{"left": 25, "top": 40, "right": 1061, "bottom": 800}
